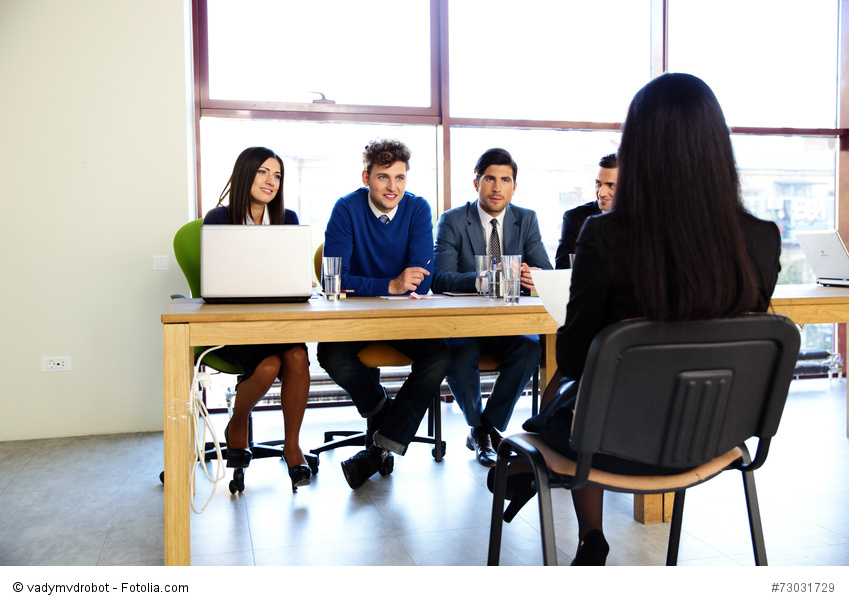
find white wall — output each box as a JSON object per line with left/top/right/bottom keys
{"left": 0, "top": 0, "right": 194, "bottom": 440}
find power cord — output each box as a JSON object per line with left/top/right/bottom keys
{"left": 189, "top": 345, "right": 227, "bottom": 513}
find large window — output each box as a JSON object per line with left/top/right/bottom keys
{"left": 199, "top": 118, "right": 439, "bottom": 252}
{"left": 195, "top": 0, "right": 848, "bottom": 352}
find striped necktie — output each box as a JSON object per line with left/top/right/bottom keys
{"left": 489, "top": 218, "right": 501, "bottom": 265}
{"left": 379, "top": 215, "right": 390, "bottom": 224}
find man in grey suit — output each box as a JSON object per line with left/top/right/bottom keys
{"left": 432, "top": 148, "right": 552, "bottom": 466}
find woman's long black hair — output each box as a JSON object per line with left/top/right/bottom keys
{"left": 612, "top": 73, "right": 761, "bottom": 321}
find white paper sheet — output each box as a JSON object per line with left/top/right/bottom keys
{"left": 531, "top": 269, "right": 572, "bottom": 327}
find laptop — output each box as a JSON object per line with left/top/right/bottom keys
{"left": 200, "top": 224, "right": 314, "bottom": 303}
{"left": 795, "top": 229, "right": 849, "bottom": 287}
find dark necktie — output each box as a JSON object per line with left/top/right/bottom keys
{"left": 489, "top": 218, "right": 501, "bottom": 265}
{"left": 379, "top": 215, "right": 390, "bottom": 224}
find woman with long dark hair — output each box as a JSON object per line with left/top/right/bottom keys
{"left": 204, "top": 146, "right": 312, "bottom": 491}
{"left": 504, "top": 73, "right": 781, "bottom": 564}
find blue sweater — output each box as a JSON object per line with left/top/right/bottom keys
{"left": 324, "top": 187, "right": 434, "bottom": 296}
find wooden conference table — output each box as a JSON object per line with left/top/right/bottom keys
{"left": 161, "top": 284, "right": 849, "bottom": 565}
{"left": 162, "top": 294, "right": 558, "bottom": 565}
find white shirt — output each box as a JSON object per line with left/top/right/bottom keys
{"left": 368, "top": 198, "right": 399, "bottom": 223}
{"left": 477, "top": 203, "right": 504, "bottom": 257}
{"left": 245, "top": 205, "right": 270, "bottom": 225}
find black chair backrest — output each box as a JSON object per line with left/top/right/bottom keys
{"left": 570, "top": 315, "right": 800, "bottom": 470}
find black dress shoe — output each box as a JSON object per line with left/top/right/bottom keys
{"left": 365, "top": 396, "right": 393, "bottom": 448}
{"left": 466, "top": 427, "right": 497, "bottom": 467}
{"left": 341, "top": 444, "right": 386, "bottom": 489}
{"left": 487, "top": 467, "right": 536, "bottom": 522}
{"left": 489, "top": 427, "right": 504, "bottom": 452}
{"left": 571, "top": 529, "right": 609, "bottom": 566}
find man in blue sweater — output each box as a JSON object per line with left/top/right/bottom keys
{"left": 318, "top": 139, "right": 450, "bottom": 489}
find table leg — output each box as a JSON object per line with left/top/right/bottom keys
{"left": 163, "top": 324, "right": 193, "bottom": 565}
{"left": 540, "top": 333, "right": 557, "bottom": 392}
{"left": 634, "top": 493, "right": 675, "bottom": 524}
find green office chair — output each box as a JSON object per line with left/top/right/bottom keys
{"left": 165, "top": 218, "right": 318, "bottom": 493}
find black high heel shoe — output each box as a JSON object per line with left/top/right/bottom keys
{"left": 571, "top": 529, "right": 609, "bottom": 566}
{"left": 487, "top": 466, "right": 537, "bottom": 523}
{"left": 224, "top": 424, "right": 252, "bottom": 469}
{"left": 287, "top": 465, "right": 311, "bottom": 492}
{"left": 285, "top": 457, "right": 311, "bottom": 492}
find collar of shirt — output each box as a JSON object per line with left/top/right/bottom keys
{"left": 245, "top": 205, "right": 270, "bottom": 225}
{"left": 368, "top": 197, "right": 399, "bottom": 223}
{"left": 477, "top": 202, "right": 504, "bottom": 253}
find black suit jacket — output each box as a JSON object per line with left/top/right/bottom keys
{"left": 556, "top": 211, "right": 782, "bottom": 380}
{"left": 554, "top": 201, "right": 601, "bottom": 269}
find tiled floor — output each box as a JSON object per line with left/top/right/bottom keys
{"left": 1, "top": 377, "right": 848, "bottom": 567}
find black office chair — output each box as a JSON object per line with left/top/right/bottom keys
{"left": 488, "top": 314, "right": 800, "bottom": 566}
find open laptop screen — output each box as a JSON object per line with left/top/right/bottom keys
{"left": 200, "top": 224, "right": 313, "bottom": 303}
{"left": 795, "top": 230, "right": 849, "bottom": 287}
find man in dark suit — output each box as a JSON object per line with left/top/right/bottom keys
{"left": 554, "top": 153, "right": 618, "bottom": 269}
{"left": 432, "top": 148, "right": 552, "bottom": 466}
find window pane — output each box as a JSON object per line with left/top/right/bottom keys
{"left": 450, "top": 128, "right": 836, "bottom": 351}
{"left": 449, "top": 127, "right": 621, "bottom": 263}
{"left": 448, "top": 0, "right": 651, "bottom": 121}
{"left": 733, "top": 134, "right": 837, "bottom": 286}
{"left": 668, "top": 0, "right": 838, "bottom": 128}
{"left": 199, "top": 118, "right": 438, "bottom": 246}
{"left": 206, "top": 0, "right": 432, "bottom": 106}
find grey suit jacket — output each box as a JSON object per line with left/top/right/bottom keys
{"left": 432, "top": 201, "right": 552, "bottom": 293}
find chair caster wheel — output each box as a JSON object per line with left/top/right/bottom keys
{"left": 229, "top": 468, "right": 245, "bottom": 493}
{"left": 378, "top": 453, "right": 394, "bottom": 476}
{"left": 432, "top": 442, "right": 446, "bottom": 460}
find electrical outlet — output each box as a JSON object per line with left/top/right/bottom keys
{"left": 153, "top": 255, "right": 169, "bottom": 271}
{"left": 41, "top": 356, "right": 72, "bottom": 372}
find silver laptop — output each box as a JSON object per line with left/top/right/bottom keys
{"left": 200, "top": 224, "right": 314, "bottom": 303}
{"left": 795, "top": 229, "right": 849, "bottom": 287}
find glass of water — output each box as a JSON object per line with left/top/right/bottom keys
{"left": 501, "top": 255, "right": 522, "bottom": 304}
{"left": 475, "top": 254, "right": 491, "bottom": 296}
{"left": 322, "top": 256, "right": 342, "bottom": 300}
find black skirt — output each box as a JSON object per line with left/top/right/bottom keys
{"left": 214, "top": 343, "right": 308, "bottom": 385}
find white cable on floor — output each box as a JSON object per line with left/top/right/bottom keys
{"left": 189, "top": 345, "right": 227, "bottom": 514}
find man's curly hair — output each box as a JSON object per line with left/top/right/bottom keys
{"left": 362, "top": 139, "right": 411, "bottom": 175}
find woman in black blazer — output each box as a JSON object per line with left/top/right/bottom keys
{"left": 203, "top": 147, "right": 312, "bottom": 491}
{"left": 501, "top": 73, "right": 782, "bottom": 565}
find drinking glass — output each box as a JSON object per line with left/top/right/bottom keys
{"left": 322, "top": 256, "right": 342, "bottom": 300}
{"left": 501, "top": 255, "right": 522, "bottom": 304}
{"left": 475, "top": 254, "right": 491, "bottom": 296}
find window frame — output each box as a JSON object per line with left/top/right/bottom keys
{"left": 192, "top": 0, "right": 849, "bottom": 218}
